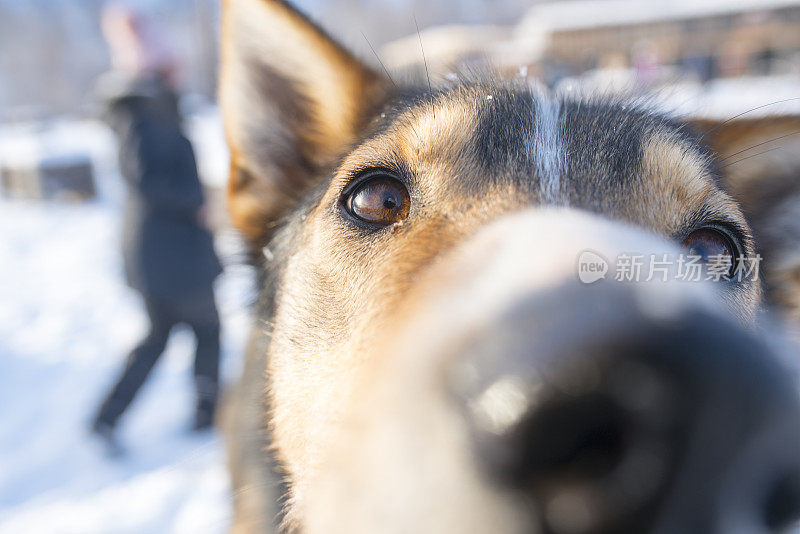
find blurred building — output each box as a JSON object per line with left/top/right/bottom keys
{"left": 1, "top": 0, "right": 798, "bottom": 120}
{"left": 522, "top": 0, "right": 800, "bottom": 83}
{"left": 382, "top": 0, "right": 800, "bottom": 87}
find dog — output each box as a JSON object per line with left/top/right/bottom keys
{"left": 218, "top": 1, "right": 800, "bottom": 532}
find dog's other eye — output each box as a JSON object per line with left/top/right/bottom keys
{"left": 681, "top": 227, "right": 738, "bottom": 280}
{"left": 345, "top": 174, "right": 410, "bottom": 226}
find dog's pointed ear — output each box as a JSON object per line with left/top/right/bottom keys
{"left": 220, "top": 0, "right": 386, "bottom": 245}
{"left": 692, "top": 116, "right": 800, "bottom": 330}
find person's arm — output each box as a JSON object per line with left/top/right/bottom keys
{"left": 132, "top": 121, "right": 205, "bottom": 219}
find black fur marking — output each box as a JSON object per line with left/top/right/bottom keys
{"left": 474, "top": 87, "right": 536, "bottom": 179}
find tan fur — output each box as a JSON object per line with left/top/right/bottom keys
{"left": 694, "top": 117, "right": 800, "bottom": 334}
{"left": 633, "top": 134, "right": 759, "bottom": 322}
{"left": 637, "top": 134, "right": 717, "bottom": 232}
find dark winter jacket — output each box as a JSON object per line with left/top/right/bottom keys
{"left": 102, "top": 74, "right": 222, "bottom": 297}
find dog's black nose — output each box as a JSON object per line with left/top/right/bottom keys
{"left": 453, "top": 283, "right": 800, "bottom": 534}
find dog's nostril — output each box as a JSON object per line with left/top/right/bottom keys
{"left": 481, "top": 391, "right": 676, "bottom": 534}
{"left": 764, "top": 472, "right": 800, "bottom": 532}
{"left": 517, "top": 395, "right": 628, "bottom": 481}
{"left": 467, "top": 386, "right": 634, "bottom": 489}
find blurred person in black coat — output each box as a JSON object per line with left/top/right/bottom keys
{"left": 92, "top": 4, "right": 222, "bottom": 452}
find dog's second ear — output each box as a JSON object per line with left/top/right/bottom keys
{"left": 220, "top": 0, "right": 385, "bottom": 245}
{"left": 693, "top": 116, "right": 800, "bottom": 332}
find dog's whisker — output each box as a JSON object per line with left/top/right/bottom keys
{"left": 719, "top": 130, "right": 800, "bottom": 163}
{"left": 361, "top": 32, "right": 397, "bottom": 89}
{"left": 232, "top": 481, "right": 284, "bottom": 498}
{"left": 414, "top": 14, "right": 434, "bottom": 120}
{"left": 718, "top": 146, "right": 785, "bottom": 169}
{"left": 701, "top": 97, "right": 800, "bottom": 140}
{"left": 145, "top": 439, "right": 223, "bottom": 479}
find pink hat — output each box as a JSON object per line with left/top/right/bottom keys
{"left": 101, "top": 3, "right": 179, "bottom": 85}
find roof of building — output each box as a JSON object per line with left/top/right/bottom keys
{"left": 516, "top": 0, "right": 800, "bottom": 36}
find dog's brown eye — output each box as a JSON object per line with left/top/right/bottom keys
{"left": 346, "top": 175, "right": 410, "bottom": 226}
{"left": 681, "top": 228, "right": 738, "bottom": 279}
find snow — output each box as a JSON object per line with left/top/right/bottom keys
{"left": 0, "top": 118, "right": 255, "bottom": 533}
{"left": 184, "top": 106, "right": 230, "bottom": 189}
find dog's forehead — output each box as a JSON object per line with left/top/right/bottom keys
{"left": 330, "top": 82, "right": 727, "bottom": 236}
{"left": 371, "top": 83, "right": 712, "bottom": 198}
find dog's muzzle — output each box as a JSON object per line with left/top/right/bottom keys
{"left": 306, "top": 209, "right": 800, "bottom": 534}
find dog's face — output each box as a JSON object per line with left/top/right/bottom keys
{"left": 220, "top": 1, "right": 800, "bottom": 532}
{"left": 257, "top": 84, "right": 766, "bottom": 498}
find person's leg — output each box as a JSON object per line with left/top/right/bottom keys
{"left": 181, "top": 288, "right": 221, "bottom": 429}
{"left": 94, "top": 297, "right": 174, "bottom": 429}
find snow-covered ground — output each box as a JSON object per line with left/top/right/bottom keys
{"left": 0, "top": 119, "right": 255, "bottom": 533}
